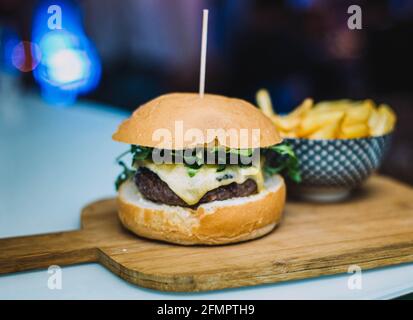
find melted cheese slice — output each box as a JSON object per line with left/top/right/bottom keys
{"left": 138, "top": 161, "right": 264, "bottom": 205}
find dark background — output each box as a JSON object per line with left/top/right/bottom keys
{"left": 1, "top": 0, "right": 413, "bottom": 184}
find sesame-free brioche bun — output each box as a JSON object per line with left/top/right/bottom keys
{"left": 117, "top": 175, "right": 286, "bottom": 245}
{"left": 112, "top": 93, "right": 282, "bottom": 149}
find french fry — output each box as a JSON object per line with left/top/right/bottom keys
{"left": 339, "top": 123, "right": 369, "bottom": 139}
{"left": 379, "top": 104, "right": 396, "bottom": 125}
{"left": 271, "top": 115, "right": 300, "bottom": 132}
{"left": 342, "top": 100, "right": 374, "bottom": 126}
{"left": 256, "top": 89, "right": 275, "bottom": 118}
{"left": 289, "top": 98, "right": 313, "bottom": 118}
{"left": 368, "top": 108, "right": 380, "bottom": 135}
{"left": 255, "top": 89, "right": 396, "bottom": 139}
{"left": 270, "top": 98, "right": 313, "bottom": 135}
{"left": 313, "top": 100, "right": 352, "bottom": 112}
{"left": 370, "top": 104, "right": 396, "bottom": 136}
{"left": 280, "top": 130, "right": 298, "bottom": 138}
{"left": 309, "top": 118, "right": 341, "bottom": 139}
{"left": 297, "top": 110, "right": 345, "bottom": 137}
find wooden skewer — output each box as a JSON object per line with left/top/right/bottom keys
{"left": 199, "top": 9, "right": 209, "bottom": 98}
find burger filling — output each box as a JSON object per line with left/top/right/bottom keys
{"left": 135, "top": 167, "right": 258, "bottom": 207}
{"left": 115, "top": 144, "right": 300, "bottom": 208}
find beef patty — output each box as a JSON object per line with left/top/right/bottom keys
{"left": 134, "top": 167, "right": 258, "bottom": 207}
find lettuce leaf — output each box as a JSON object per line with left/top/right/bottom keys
{"left": 114, "top": 143, "right": 301, "bottom": 190}
{"left": 114, "top": 161, "right": 135, "bottom": 191}
{"left": 263, "top": 143, "right": 301, "bottom": 183}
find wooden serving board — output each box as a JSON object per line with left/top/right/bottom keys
{"left": 1, "top": 175, "right": 413, "bottom": 292}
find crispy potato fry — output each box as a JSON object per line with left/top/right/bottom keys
{"left": 279, "top": 130, "right": 298, "bottom": 138}
{"left": 342, "top": 100, "right": 374, "bottom": 126}
{"left": 368, "top": 108, "right": 380, "bottom": 134}
{"left": 297, "top": 110, "right": 345, "bottom": 137}
{"left": 289, "top": 98, "right": 313, "bottom": 118}
{"left": 256, "top": 89, "right": 397, "bottom": 139}
{"left": 379, "top": 104, "right": 397, "bottom": 124}
{"left": 256, "top": 89, "right": 275, "bottom": 118}
{"left": 339, "top": 123, "right": 370, "bottom": 139}
{"left": 313, "top": 100, "right": 353, "bottom": 112}
{"left": 271, "top": 115, "right": 300, "bottom": 132}
{"left": 370, "top": 104, "right": 396, "bottom": 136}
{"left": 309, "top": 119, "right": 341, "bottom": 139}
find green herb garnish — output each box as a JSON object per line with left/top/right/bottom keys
{"left": 263, "top": 143, "right": 301, "bottom": 183}
{"left": 131, "top": 145, "right": 152, "bottom": 163}
{"left": 114, "top": 161, "right": 135, "bottom": 191}
{"left": 186, "top": 167, "right": 200, "bottom": 177}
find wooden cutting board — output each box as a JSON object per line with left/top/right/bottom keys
{"left": 1, "top": 175, "right": 413, "bottom": 292}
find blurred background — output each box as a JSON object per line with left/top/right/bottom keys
{"left": 0, "top": 0, "right": 413, "bottom": 184}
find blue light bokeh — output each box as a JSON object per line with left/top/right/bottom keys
{"left": 32, "top": 0, "right": 101, "bottom": 105}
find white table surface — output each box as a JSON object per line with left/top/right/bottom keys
{"left": 1, "top": 90, "right": 412, "bottom": 300}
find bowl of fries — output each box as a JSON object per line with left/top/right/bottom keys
{"left": 256, "top": 89, "right": 396, "bottom": 202}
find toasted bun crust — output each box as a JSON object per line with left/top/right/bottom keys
{"left": 112, "top": 93, "right": 282, "bottom": 149}
{"left": 117, "top": 175, "right": 286, "bottom": 245}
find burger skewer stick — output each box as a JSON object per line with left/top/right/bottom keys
{"left": 199, "top": 9, "right": 208, "bottom": 98}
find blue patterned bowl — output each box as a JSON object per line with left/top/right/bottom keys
{"left": 285, "top": 133, "right": 392, "bottom": 202}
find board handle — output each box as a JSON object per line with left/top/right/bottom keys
{"left": 0, "top": 230, "right": 98, "bottom": 274}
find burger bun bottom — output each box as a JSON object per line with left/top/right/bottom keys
{"left": 117, "top": 175, "right": 286, "bottom": 245}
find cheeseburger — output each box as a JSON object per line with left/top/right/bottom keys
{"left": 113, "top": 93, "right": 299, "bottom": 245}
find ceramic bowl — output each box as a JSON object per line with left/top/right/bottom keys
{"left": 285, "top": 133, "right": 392, "bottom": 202}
